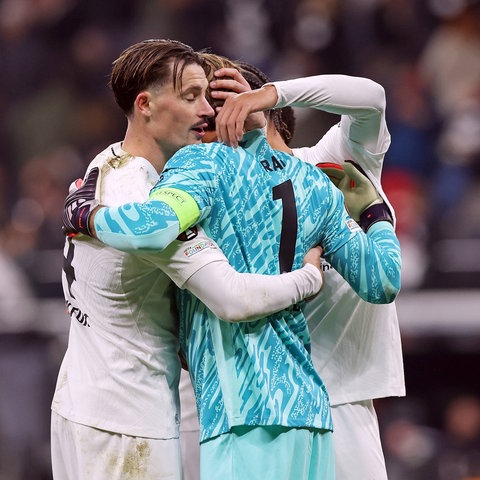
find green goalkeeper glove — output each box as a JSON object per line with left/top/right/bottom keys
{"left": 338, "top": 161, "right": 393, "bottom": 232}
{"left": 317, "top": 162, "right": 345, "bottom": 187}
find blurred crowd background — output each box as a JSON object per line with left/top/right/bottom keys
{"left": 0, "top": 0, "right": 479, "bottom": 478}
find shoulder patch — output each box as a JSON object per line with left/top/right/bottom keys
{"left": 346, "top": 218, "right": 362, "bottom": 232}
{"left": 183, "top": 239, "right": 218, "bottom": 258}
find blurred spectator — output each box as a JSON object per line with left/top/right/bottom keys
{"left": 418, "top": 0, "right": 480, "bottom": 287}
{"left": 0, "top": 147, "right": 85, "bottom": 298}
{"left": 381, "top": 60, "right": 438, "bottom": 289}
{"left": 381, "top": 398, "right": 441, "bottom": 480}
{"left": 419, "top": 0, "right": 480, "bottom": 221}
{"left": 0, "top": 245, "right": 53, "bottom": 480}
{"left": 436, "top": 394, "right": 480, "bottom": 479}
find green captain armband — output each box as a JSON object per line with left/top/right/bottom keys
{"left": 149, "top": 187, "right": 200, "bottom": 232}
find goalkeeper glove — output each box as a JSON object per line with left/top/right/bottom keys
{"left": 317, "top": 162, "right": 345, "bottom": 187}
{"left": 62, "top": 167, "right": 100, "bottom": 237}
{"left": 338, "top": 161, "right": 393, "bottom": 232}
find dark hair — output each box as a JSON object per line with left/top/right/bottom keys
{"left": 109, "top": 39, "right": 204, "bottom": 116}
{"left": 237, "top": 62, "right": 296, "bottom": 146}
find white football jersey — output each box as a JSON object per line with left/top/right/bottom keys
{"left": 273, "top": 74, "right": 405, "bottom": 405}
{"left": 52, "top": 143, "right": 224, "bottom": 438}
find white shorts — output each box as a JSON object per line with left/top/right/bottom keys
{"left": 51, "top": 411, "right": 183, "bottom": 480}
{"left": 331, "top": 400, "right": 388, "bottom": 480}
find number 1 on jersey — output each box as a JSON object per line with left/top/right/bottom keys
{"left": 273, "top": 180, "right": 298, "bottom": 273}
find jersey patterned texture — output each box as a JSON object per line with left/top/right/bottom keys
{"left": 89, "top": 129, "right": 401, "bottom": 443}
{"left": 152, "top": 130, "right": 399, "bottom": 443}
{"left": 282, "top": 74, "right": 405, "bottom": 406}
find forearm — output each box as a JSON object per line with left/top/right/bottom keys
{"left": 272, "top": 74, "right": 385, "bottom": 115}
{"left": 324, "top": 221, "right": 401, "bottom": 304}
{"left": 93, "top": 200, "right": 187, "bottom": 252}
{"left": 184, "top": 262, "right": 323, "bottom": 322}
{"left": 89, "top": 184, "right": 202, "bottom": 252}
{"left": 270, "top": 75, "right": 387, "bottom": 151}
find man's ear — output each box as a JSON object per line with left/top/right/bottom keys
{"left": 136, "top": 91, "right": 151, "bottom": 117}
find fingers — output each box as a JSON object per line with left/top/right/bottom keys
{"left": 209, "top": 68, "right": 251, "bottom": 106}
{"left": 214, "top": 68, "right": 251, "bottom": 90}
{"left": 343, "top": 160, "right": 371, "bottom": 183}
{"left": 317, "top": 162, "right": 345, "bottom": 187}
{"left": 82, "top": 167, "right": 100, "bottom": 190}
{"left": 338, "top": 161, "right": 370, "bottom": 189}
{"left": 214, "top": 86, "right": 274, "bottom": 147}
{"left": 215, "top": 96, "right": 249, "bottom": 147}
{"left": 68, "top": 178, "right": 83, "bottom": 194}
{"left": 209, "top": 68, "right": 252, "bottom": 147}
{"left": 303, "top": 245, "right": 323, "bottom": 268}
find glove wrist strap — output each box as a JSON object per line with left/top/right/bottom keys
{"left": 77, "top": 203, "right": 95, "bottom": 237}
{"left": 359, "top": 203, "right": 393, "bottom": 232}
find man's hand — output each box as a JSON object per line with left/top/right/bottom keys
{"left": 62, "top": 167, "right": 100, "bottom": 237}
{"left": 210, "top": 67, "right": 267, "bottom": 144}
{"left": 215, "top": 85, "right": 278, "bottom": 147}
{"left": 338, "top": 161, "right": 392, "bottom": 232}
{"left": 303, "top": 245, "right": 324, "bottom": 302}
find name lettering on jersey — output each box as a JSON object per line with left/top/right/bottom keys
{"left": 66, "top": 300, "right": 90, "bottom": 327}
{"left": 260, "top": 155, "right": 286, "bottom": 172}
{"left": 183, "top": 240, "right": 217, "bottom": 258}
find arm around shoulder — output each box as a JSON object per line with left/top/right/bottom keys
{"left": 184, "top": 262, "right": 323, "bottom": 322}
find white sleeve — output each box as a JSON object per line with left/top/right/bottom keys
{"left": 184, "top": 262, "right": 323, "bottom": 323}
{"left": 270, "top": 74, "right": 396, "bottom": 226}
{"left": 269, "top": 75, "right": 391, "bottom": 174}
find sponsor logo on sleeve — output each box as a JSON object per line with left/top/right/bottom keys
{"left": 183, "top": 240, "right": 217, "bottom": 258}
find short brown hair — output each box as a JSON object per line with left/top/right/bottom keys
{"left": 109, "top": 39, "right": 205, "bottom": 116}
{"left": 200, "top": 52, "right": 238, "bottom": 110}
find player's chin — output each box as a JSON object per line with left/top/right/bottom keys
{"left": 191, "top": 128, "right": 206, "bottom": 142}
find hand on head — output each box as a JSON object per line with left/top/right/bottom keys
{"left": 201, "top": 53, "right": 269, "bottom": 146}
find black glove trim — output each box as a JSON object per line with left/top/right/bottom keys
{"left": 62, "top": 167, "right": 99, "bottom": 237}
{"left": 359, "top": 202, "right": 393, "bottom": 233}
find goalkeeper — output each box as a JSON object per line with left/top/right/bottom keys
{"left": 211, "top": 63, "right": 403, "bottom": 480}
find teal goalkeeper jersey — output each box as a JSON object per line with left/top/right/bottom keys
{"left": 148, "top": 130, "right": 395, "bottom": 442}
{"left": 93, "top": 130, "right": 401, "bottom": 442}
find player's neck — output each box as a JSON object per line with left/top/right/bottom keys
{"left": 267, "top": 129, "right": 292, "bottom": 154}
{"left": 122, "top": 130, "right": 168, "bottom": 174}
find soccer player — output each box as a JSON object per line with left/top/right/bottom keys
{"left": 63, "top": 70, "right": 401, "bottom": 480}
{"left": 51, "top": 39, "right": 326, "bottom": 480}
{"left": 177, "top": 56, "right": 403, "bottom": 480}
{"left": 212, "top": 61, "right": 405, "bottom": 480}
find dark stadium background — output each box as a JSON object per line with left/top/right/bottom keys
{"left": 0, "top": 1, "right": 479, "bottom": 478}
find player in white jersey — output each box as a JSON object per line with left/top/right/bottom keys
{"left": 285, "top": 76, "right": 404, "bottom": 480}
{"left": 51, "top": 40, "right": 325, "bottom": 480}
{"left": 211, "top": 63, "right": 404, "bottom": 480}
